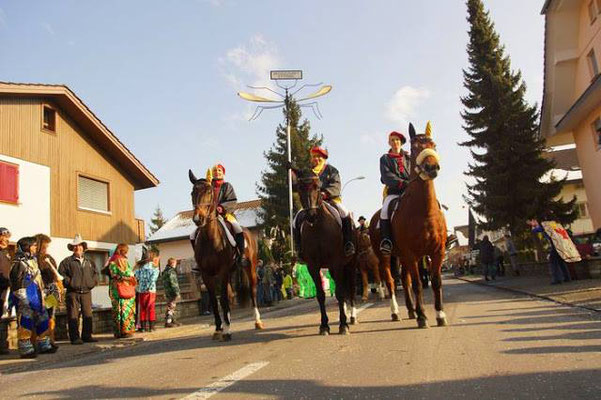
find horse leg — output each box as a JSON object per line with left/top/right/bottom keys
{"left": 348, "top": 265, "right": 358, "bottom": 325}
{"left": 308, "top": 266, "right": 329, "bottom": 335}
{"left": 247, "top": 265, "right": 263, "bottom": 329}
{"left": 206, "top": 279, "right": 222, "bottom": 340}
{"left": 361, "top": 268, "right": 369, "bottom": 302}
{"left": 408, "top": 260, "right": 428, "bottom": 328}
{"left": 333, "top": 268, "right": 350, "bottom": 335}
{"left": 373, "top": 259, "right": 385, "bottom": 301}
{"left": 220, "top": 278, "right": 232, "bottom": 341}
{"left": 401, "top": 266, "right": 416, "bottom": 320}
{"left": 430, "top": 252, "right": 448, "bottom": 327}
{"left": 382, "top": 255, "right": 399, "bottom": 321}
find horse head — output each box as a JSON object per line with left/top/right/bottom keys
{"left": 408, "top": 121, "right": 441, "bottom": 180}
{"left": 292, "top": 169, "right": 322, "bottom": 222}
{"left": 188, "top": 169, "right": 215, "bottom": 227}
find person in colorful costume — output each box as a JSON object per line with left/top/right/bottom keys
{"left": 134, "top": 247, "right": 160, "bottom": 332}
{"left": 379, "top": 131, "right": 411, "bottom": 253}
{"left": 35, "top": 234, "right": 63, "bottom": 350}
{"left": 108, "top": 243, "right": 137, "bottom": 338}
{"left": 0, "top": 227, "right": 12, "bottom": 355}
{"left": 190, "top": 164, "right": 249, "bottom": 268}
{"left": 293, "top": 146, "right": 356, "bottom": 258}
{"left": 295, "top": 262, "right": 316, "bottom": 299}
{"left": 162, "top": 257, "right": 181, "bottom": 327}
{"left": 9, "top": 236, "right": 55, "bottom": 358}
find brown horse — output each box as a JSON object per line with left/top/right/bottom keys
{"left": 371, "top": 122, "right": 448, "bottom": 328}
{"left": 293, "top": 170, "right": 357, "bottom": 334}
{"left": 356, "top": 231, "right": 385, "bottom": 301}
{"left": 188, "top": 170, "right": 263, "bottom": 341}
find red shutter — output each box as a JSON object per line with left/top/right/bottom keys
{"left": 0, "top": 162, "right": 19, "bottom": 203}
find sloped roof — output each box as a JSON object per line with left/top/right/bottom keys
{"left": 147, "top": 199, "right": 263, "bottom": 243}
{"left": 0, "top": 81, "right": 159, "bottom": 190}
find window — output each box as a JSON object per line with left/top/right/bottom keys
{"left": 42, "top": 105, "right": 56, "bottom": 132}
{"left": 591, "top": 117, "right": 601, "bottom": 150}
{"left": 78, "top": 175, "right": 110, "bottom": 213}
{"left": 87, "top": 250, "right": 109, "bottom": 284}
{"left": 0, "top": 161, "right": 19, "bottom": 204}
{"left": 587, "top": 49, "right": 600, "bottom": 78}
{"left": 589, "top": 1, "right": 597, "bottom": 23}
{"left": 577, "top": 202, "right": 589, "bottom": 219}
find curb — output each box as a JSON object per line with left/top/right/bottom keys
{"left": 456, "top": 277, "right": 601, "bottom": 313}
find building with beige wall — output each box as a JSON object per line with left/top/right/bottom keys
{"left": 540, "top": 0, "right": 601, "bottom": 230}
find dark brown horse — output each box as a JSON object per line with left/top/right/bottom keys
{"left": 371, "top": 122, "right": 448, "bottom": 328}
{"left": 293, "top": 170, "right": 357, "bottom": 334}
{"left": 356, "top": 231, "right": 385, "bottom": 301}
{"left": 189, "top": 170, "right": 263, "bottom": 341}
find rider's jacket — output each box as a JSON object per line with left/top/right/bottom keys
{"left": 380, "top": 151, "right": 410, "bottom": 196}
{"left": 316, "top": 164, "right": 342, "bottom": 201}
{"left": 212, "top": 179, "right": 237, "bottom": 213}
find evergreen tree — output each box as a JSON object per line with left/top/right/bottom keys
{"left": 460, "top": 0, "right": 576, "bottom": 235}
{"left": 149, "top": 205, "right": 166, "bottom": 235}
{"left": 256, "top": 98, "right": 322, "bottom": 261}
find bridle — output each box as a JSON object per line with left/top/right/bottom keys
{"left": 192, "top": 182, "right": 216, "bottom": 227}
{"left": 412, "top": 143, "right": 440, "bottom": 181}
{"left": 299, "top": 177, "right": 323, "bottom": 211}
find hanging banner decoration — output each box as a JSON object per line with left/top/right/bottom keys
{"left": 541, "top": 221, "right": 582, "bottom": 263}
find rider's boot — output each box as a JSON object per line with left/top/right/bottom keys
{"left": 342, "top": 217, "right": 356, "bottom": 257}
{"left": 380, "top": 219, "right": 393, "bottom": 254}
{"left": 235, "top": 232, "right": 250, "bottom": 268}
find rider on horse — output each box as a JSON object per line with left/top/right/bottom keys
{"left": 189, "top": 163, "right": 249, "bottom": 268}
{"left": 379, "top": 131, "right": 410, "bottom": 254}
{"left": 294, "top": 146, "right": 356, "bottom": 258}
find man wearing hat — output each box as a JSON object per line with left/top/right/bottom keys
{"left": 58, "top": 235, "right": 99, "bottom": 344}
{"left": 358, "top": 216, "right": 368, "bottom": 233}
{"left": 294, "top": 145, "right": 356, "bottom": 258}
{"left": 379, "top": 131, "right": 411, "bottom": 253}
{"left": 0, "top": 227, "right": 11, "bottom": 354}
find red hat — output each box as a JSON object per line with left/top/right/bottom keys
{"left": 213, "top": 164, "right": 225, "bottom": 175}
{"left": 310, "top": 146, "right": 328, "bottom": 159}
{"left": 389, "top": 131, "right": 407, "bottom": 144}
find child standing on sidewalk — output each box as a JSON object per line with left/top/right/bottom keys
{"left": 162, "top": 258, "right": 181, "bottom": 327}
{"left": 134, "top": 249, "right": 159, "bottom": 332}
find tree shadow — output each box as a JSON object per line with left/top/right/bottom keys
{"left": 24, "top": 384, "right": 197, "bottom": 399}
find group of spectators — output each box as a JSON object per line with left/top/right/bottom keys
{"left": 255, "top": 260, "right": 293, "bottom": 306}
{"left": 0, "top": 228, "right": 181, "bottom": 359}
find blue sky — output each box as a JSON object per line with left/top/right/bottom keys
{"left": 0, "top": 0, "right": 545, "bottom": 232}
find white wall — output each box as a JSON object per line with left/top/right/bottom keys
{"left": 155, "top": 239, "right": 194, "bottom": 269}
{"left": 0, "top": 154, "right": 50, "bottom": 239}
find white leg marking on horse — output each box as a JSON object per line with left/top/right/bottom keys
{"left": 182, "top": 361, "right": 269, "bottom": 399}
{"left": 378, "top": 285, "right": 385, "bottom": 299}
{"left": 437, "top": 311, "right": 447, "bottom": 320}
{"left": 343, "top": 302, "right": 348, "bottom": 315}
{"left": 391, "top": 295, "right": 399, "bottom": 314}
{"left": 223, "top": 323, "right": 231, "bottom": 336}
{"left": 254, "top": 307, "right": 262, "bottom": 323}
{"left": 351, "top": 306, "right": 358, "bottom": 319}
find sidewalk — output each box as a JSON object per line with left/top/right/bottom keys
{"left": 0, "top": 297, "right": 309, "bottom": 374}
{"left": 457, "top": 274, "right": 601, "bottom": 312}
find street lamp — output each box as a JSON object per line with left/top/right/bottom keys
{"left": 237, "top": 70, "right": 332, "bottom": 255}
{"left": 341, "top": 176, "right": 365, "bottom": 194}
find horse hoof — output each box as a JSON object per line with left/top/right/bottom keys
{"left": 350, "top": 317, "right": 358, "bottom": 325}
{"left": 319, "top": 326, "right": 330, "bottom": 336}
{"left": 221, "top": 333, "right": 232, "bottom": 342}
{"left": 437, "top": 318, "right": 448, "bottom": 327}
{"left": 391, "top": 313, "right": 400, "bottom": 321}
{"left": 212, "top": 332, "right": 222, "bottom": 341}
{"left": 408, "top": 311, "right": 417, "bottom": 320}
{"left": 361, "top": 297, "right": 368, "bottom": 302}
{"left": 255, "top": 322, "right": 265, "bottom": 330}
{"left": 417, "top": 318, "right": 429, "bottom": 329}
{"left": 339, "top": 325, "right": 350, "bottom": 335}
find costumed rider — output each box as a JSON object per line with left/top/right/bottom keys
{"left": 293, "top": 146, "right": 356, "bottom": 258}
{"left": 379, "top": 131, "right": 410, "bottom": 254}
{"left": 189, "top": 163, "right": 250, "bottom": 268}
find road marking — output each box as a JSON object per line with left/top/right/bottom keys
{"left": 356, "top": 302, "right": 374, "bottom": 314}
{"left": 182, "top": 361, "right": 269, "bottom": 399}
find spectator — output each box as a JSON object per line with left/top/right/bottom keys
{"left": 263, "top": 263, "right": 274, "bottom": 306}
{"left": 274, "top": 267, "right": 284, "bottom": 302}
{"left": 107, "top": 243, "right": 137, "bottom": 338}
{"left": 162, "top": 258, "right": 181, "bottom": 328}
{"left": 504, "top": 234, "right": 520, "bottom": 276}
{"left": 58, "top": 235, "right": 98, "bottom": 345}
{"left": 36, "top": 234, "right": 63, "bottom": 350}
{"left": 283, "top": 271, "right": 293, "bottom": 299}
{"left": 0, "top": 227, "right": 11, "bottom": 355}
{"left": 10, "top": 237, "right": 55, "bottom": 357}
{"left": 494, "top": 246, "right": 505, "bottom": 277}
{"left": 358, "top": 216, "right": 368, "bottom": 232}
{"left": 256, "top": 260, "right": 265, "bottom": 306}
{"left": 134, "top": 247, "right": 160, "bottom": 332}
{"left": 480, "top": 235, "right": 496, "bottom": 281}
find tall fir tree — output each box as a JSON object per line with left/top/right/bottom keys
{"left": 460, "top": 0, "right": 576, "bottom": 235}
{"left": 256, "top": 98, "right": 322, "bottom": 261}
{"left": 149, "top": 205, "right": 166, "bottom": 235}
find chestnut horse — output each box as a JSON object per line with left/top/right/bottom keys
{"left": 188, "top": 170, "right": 263, "bottom": 341}
{"left": 357, "top": 231, "right": 385, "bottom": 301}
{"left": 370, "top": 122, "right": 448, "bottom": 328}
{"left": 293, "top": 170, "right": 357, "bottom": 335}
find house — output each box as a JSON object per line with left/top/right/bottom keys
{"left": 0, "top": 82, "right": 159, "bottom": 306}
{"left": 540, "top": 0, "right": 601, "bottom": 230}
{"left": 147, "top": 199, "right": 263, "bottom": 271}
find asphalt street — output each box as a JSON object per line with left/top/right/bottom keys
{"left": 1, "top": 278, "right": 600, "bottom": 399}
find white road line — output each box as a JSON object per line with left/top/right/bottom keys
{"left": 182, "top": 361, "right": 269, "bottom": 399}
{"left": 356, "top": 302, "right": 375, "bottom": 313}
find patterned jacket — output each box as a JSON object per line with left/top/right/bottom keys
{"left": 161, "top": 266, "right": 180, "bottom": 299}
{"left": 134, "top": 263, "right": 159, "bottom": 293}
{"left": 9, "top": 252, "right": 45, "bottom": 311}
{"left": 380, "top": 152, "right": 410, "bottom": 196}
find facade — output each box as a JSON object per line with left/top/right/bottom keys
{"left": 0, "top": 82, "right": 158, "bottom": 306}
{"left": 540, "top": 0, "right": 601, "bottom": 229}
{"left": 147, "top": 199, "right": 263, "bottom": 270}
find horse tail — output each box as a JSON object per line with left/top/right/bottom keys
{"left": 234, "top": 266, "right": 251, "bottom": 308}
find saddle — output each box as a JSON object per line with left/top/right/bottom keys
{"left": 217, "top": 216, "right": 237, "bottom": 248}
{"left": 376, "top": 198, "right": 400, "bottom": 228}
{"left": 322, "top": 201, "right": 343, "bottom": 227}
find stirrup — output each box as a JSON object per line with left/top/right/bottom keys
{"left": 380, "top": 239, "right": 393, "bottom": 254}
{"left": 344, "top": 242, "right": 355, "bottom": 257}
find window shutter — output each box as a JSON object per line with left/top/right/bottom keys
{"left": 78, "top": 176, "right": 109, "bottom": 212}
{"left": 0, "top": 162, "right": 19, "bottom": 203}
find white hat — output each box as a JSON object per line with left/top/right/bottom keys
{"left": 67, "top": 234, "right": 88, "bottom": 251}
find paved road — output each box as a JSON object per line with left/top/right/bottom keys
{"left": 2, "top": 278, "right": 600, "bottom": 399}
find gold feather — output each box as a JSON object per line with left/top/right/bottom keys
{"left": 206, "top": 168, "right": 213, "bottom": 183}
{"left": 425, "top": 121, "right": 432, "bottom": 137}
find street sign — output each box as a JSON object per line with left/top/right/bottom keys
{"left": 270, "top": 70, "right": 302, "bottom": 80}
